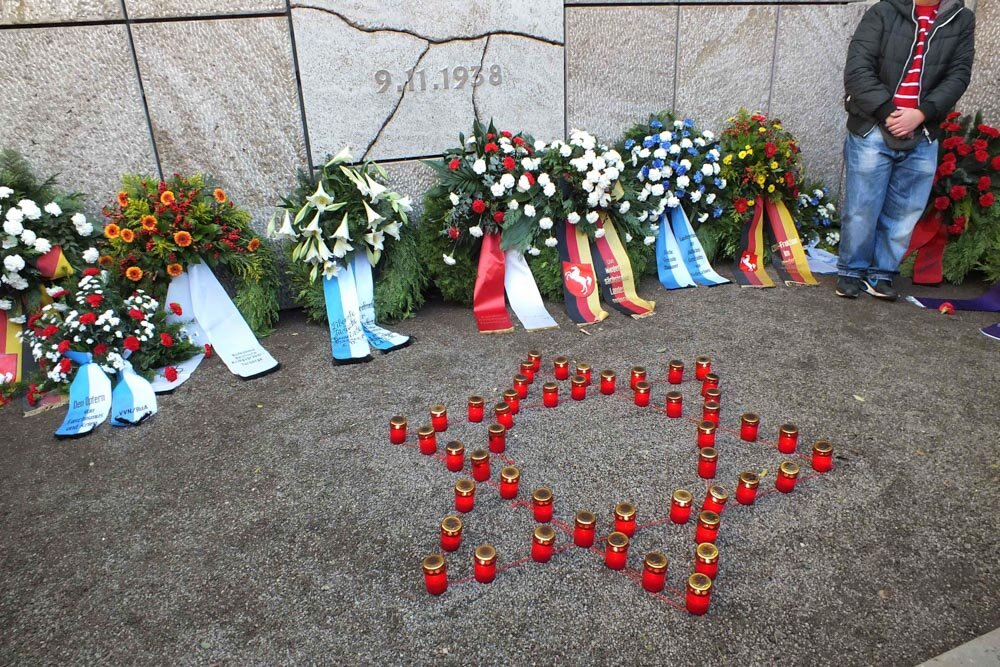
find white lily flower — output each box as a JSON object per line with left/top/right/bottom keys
{"left": 326, "top": 146, "right": 353, "bottom": 166}
{"left": 333, "top": 212, "right": 351, "bottom": 239}
{"left": 307, "top": 181, "right": 336, "bottom": 212}
{"left": 323, "top": 261, "right": 341, "bottom": 278}
{"left": 382, "top": 221, "right": 401, "bottom": 240}
{"left": 277, "top": 211, "right": 297, "bottom": 238}
{"left": 332, "top": 236, "right": 353, "bottom": 258}
{"left": 364, "top": 230, "right": 385, "bottom": 252}
{"left": 449, "top": 192, "right": 460, "bottom": 206}
{"left": 362, "top": 201, "right": 384, "bottom": 228}
{"left": 302, "top": 210, "right": 323, "bottom": 238}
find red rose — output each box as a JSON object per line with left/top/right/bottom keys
{"left": 128, "top": 309, "right": 145, "bottom": 321}
{"left": 160, "top": 332, "right": 174, "bottom": 348}
{"left": 164, "top": 367, "right": 178, "bottom": 382}
{"left": 59, "top": 357, "right": 72, "bottom": 374}
{"left": 949, "top": 185, "right": 967, "bottom": 201}
{"left": 993, "top": 155, "right": 1000, "bottom": 170}
{"left": 956, "top": 144, "right": 972, "bottom": 156}
{"left": 502, "top": 156, "right": 516, "bottom": 171}
{"left": 933, "top": 196, "right": 951, "bottom": 211}
{"left": 169, "top": 302, "right": 182, "bottom": 316}
{"left": 493, "top": 211, "right": 505, "bottom": 224}
{"left": 484, "top": 142, "right": 499, "bottom": 153}
{"left": 78, "top": 312, "right": 97, "bottom": 326}
{"left": 93, "top": 343, "right": 108, "bottom": 356}
{"left": 734, "top": 198, "right": 748, "bottom": 214}
{"left": 85, "top": 294, "right": 103, "bottom": 308}
{"left": 448, "top": 158, "right": 460, "bottom": 171}
{"left": 204, "top": 343, "right": 213, "bottom": 358}
{"left": 980, "top": 192, "right": 996, "bottom": 207}
{"left": 764, "top": 142, "right": 777, "bottom": 158}
{"left": 40, "top": 324, "right": 59, "bottom": 338}
{"left": 974, "top": 150, "right": 989, "bottom": 163}
{"left": 57, "top": 340, "right": 71, "bottom": 354}
{"left": 471, "top": 199, "right": 486, "bottom": 214}
{"left": 447, "top": 226, "right": 460, "bottom": 240}
{"left": 513, "top": 136, "right": 525, "bottom": 147}
{"left": 123, "top": 336, "right": 140, "bottom": 352}
{"left": 978, "top": 176, "right": 992, "bottom": 191}
{"left": 83, "top": 267, "right": 100, "bottom": 277}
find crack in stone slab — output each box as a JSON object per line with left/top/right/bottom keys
{"left": 293, "top": 3, "right": 564, "bottom": 46}
{"left": 472, "top": 35, "right": 490, "bottom": 124}
{"left": 361, "top": 42, "right": 431, "bottom": 161}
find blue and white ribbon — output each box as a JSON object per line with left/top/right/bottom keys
{"left": 669, "top": 207, "right": 729, "bottom": 286}
{"left": 655, "top": 213, "right": 697, "bottom": 290}
{"left": 351, "top": 254, "right": 410, "bottom": 351}
{"left": 55, "top": 351, "right": 112, "bottom": 439}
{"left": 110, "top": 358, "right": 157, "bottom": 427}
{"left": 323, "top": 265, "right": 372, "bottom": 363}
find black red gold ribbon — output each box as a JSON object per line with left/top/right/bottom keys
{"left": 734, "top": 201, "right": 774, "bottom": 287}
{"left": 556, "top": 222, "right": 608, "bottom": 325}
{"left": 590, "top": 215, "right": 655, "bottom": 318}
{"left": 764, "top": 199, "right": 818, "bottom": 286}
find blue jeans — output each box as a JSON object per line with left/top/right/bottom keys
{"left": 838, "top": 129, "right": 937, "bottom": 282}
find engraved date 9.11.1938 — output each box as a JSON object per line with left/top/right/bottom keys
{"left": 374, "top": 65, "right": 503, "bottom": 94}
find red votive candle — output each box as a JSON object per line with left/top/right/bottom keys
{"left": 605, "top": 531, "right": 629, "bottom": 570}
{"left": 695, "top": 542, "right": 720, "bottom": 580}
{"left": 531, "top": 525, "right": 556, "bottom": 563}
{"left": 553, "top": 356, "right": 570, "bottom": 381}
{"left": 513, "top": 374, "right": 529, "bottom": 399}
{"left": 698, "top": 447, "right": 718, "bottom": 480}
{"left": 542, "top": 382, "right": 559, "bottom": 408}
{"left": 422, "top": 554, "right": 448, "bottom": 596}
{"left": 632, "top": 381, "right": 650, "bottom": 407}
{"left": 430, "top": 404, "right": 448, "bottom": 432}
{"left": 474, "top": 544, "right": 497, "bottom": 583}
{"left": 701, "top": 372, "right": 720, "bottom": 398}
{"left": 415, "top": 426, "right": 435, "bottom": 457}
{"left": 499, "top": 465, "right": 520, "bottom": 499}
{"left": 670, "top": 489, "right": 693, "bottom": 524}
{"left": 666, "top": 391, "right": 683, "bottom": 418}
{"left": 502, "top": 389, "right": 520, "bottom": 415}
{"left": 440, "top": 516, "right": 462, "bottom": 552}
{"left": 495, "top": 402, "right": 514, "bottom": 430}
{"left": 445, "top": 441, "right": 465, "bottom": 472}
{"left": 776, "top": 460, "right": 799, "bottom": 493}
{"left": 574, "top": 510, "right": 596, "bottom": 547}
{"left": 600, "top": 370, "right": 616, "bottom": 395}
{"left": 668, "top": 359, "right": 684, "bottom": 384}
{"left": 703, "top": 485, "right": 729, "bottom": 515}
{"left": 694, "top": 356, "right": 711, "bottom": 381}
{"left": 519, "top": 361, "right": 535, "bottom": 384}
{"left": 702, "top": 400, "right": 720, "bottom": 425}
{"left": 614, "top": 502, "right": 637, "bottom": 537}
{"left": 697, "top": 420, "right": 717, "bottom": 448}
{"left": 455, "top": 478, "right": 476, "bottom": 513}
{"left": 571, "top": 375, "right": 587, "bottom": 401}
{"left": 527, "top": 350, "right": 541, "bottom": 372}
{"left": 642, "top": 551, "right": 669, "bottom": 593}
{"left": 389, "top": 416, "right": 407, "bottom": 444}
{"left": 686, "top": 573, "right": 713, "bottom": 615}
{"left": 778, "top": 423, "right": 799, "bottom": 454}
{"left": 630, "top": 366, "right": 647, "bottom": 390}
{"left": 740, "top": 413, "right": 760, "bottom": 442}
{"left": 470, "top": 448, "right": 490, "bottom": 482}
{"left": 576, "top": 363, "right": 592, "bottom": 386}
{"left": 735, "top": 471, "right": 760, "bottom": 505}
{"left": 813, "top": 440, "right": 833, "bottom": 473}
{"left": 695, "top": 510, "right": 720, "bottom": 544}
{"left": 487, "top": 423, "right": 506, "bottom": 453}
{"left": 467, "top": 396, "right": 485, "bottom": 423}
{"left": 532, "top": 487, "right": 554, "bottom": 522}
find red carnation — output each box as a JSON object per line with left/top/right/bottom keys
{"left": 93, "top": 343, "right": 108, "bottom": 356}
{"left": 764, "top": 142, "right": 777, "bottom": 158}
{"left": 164, "top": 367, "right": 178, "bottom": 382}
{"left": 972, "top": 139, "right": 988, "bottom": 151}
{"left": 946, "top": 111, "right": 961, "bottom": 120}
{"left": 123, "top": 336, "right": 140, "bottom": 352}
{"left": 974, "top": 150, "right": 989, "bottom": 163}
{"left": 486, "top": 133, "right": 495, "bottom": 140}
{"left": 942, "top": 152, "right": 957, "bottom": 163}
{"left": 83, "top": 267, "right": 100, "bottom": 277}
{"left": 734, "top": 198, "right": 749, "bottom": 214}
{"left": 513, "top": 136, "right": 525, "bottom": 147}
{"left": 204, "top": 343, "right": 213, "bottom": 358}
{"left": 169, "top": 302, "right": 183, "bottom": 316}
{"left": 949, "top": 185, "right": 967, "bottom": 201}
{"left": 993, "top": 155, "right": 1000, "bottom": 170}
{"left": 784, "top": 171, "right": 796, "bottom": 187}
{"left": 952, "top": 215, "right": 967, "bottom": 229}
{"left": 59, "top": 357, "right": 72, "bottom": 374}
{"left": 978, "top": 176, "right": 992, "bottom": 191}
{"left": 78, "top": 312, "right": 97, "bottom": 326}
{"left": 933, "top": 196, "right": 951, "bottom": 211}
{"left": 956, "top": 144, "right": 972, "bottom": 156}
{"left": 493, "top": 211, "right": 505, "bottom": 224}
{"left": 978, "top": 124, "right": 1000, "bottom": 138}
{"left": 85, "top": 294, "right": 103, "bottom": 308}
{"left": 448, "top": 158, "right": 460, "bottom": 171}
{"left": 938, "top": 161, "right": 956, "bottom": 177}
{"left": 500, "top": 130, "right": 512, "bottom": 138}
{"left": 942, "top": 137, "right": 963, "bottom": 150}
{"left": 160, "top": 333, "right": 174, "bottom": 348}
{"left": 40, "top": 324, "right": 59, "bottom": 338}
{"left": 447, "top": 226, "right": 460, "bottom": 240}
{"left": 57, "top": 340, "right": 71, "bottom": 354}
{"left": 128, "top": 309, "right": 145, "bottom": 321}
{"left": 525, "top": 172, "right": 536, "bottom": 186}
{"left": 483, "top": 142, "right": 499, "bottom": 153}
{"left": 980, "top": 192, "right": 996, "bottom": 208}
{"left": 471, "top": 199, "right": 486, "bottom": 214}
{"left": 502, "top": 156, "right": 516, "bottom": 171}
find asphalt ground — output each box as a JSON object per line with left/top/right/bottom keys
{"left": 1, "top": 270, "right": 998, "bottom": 666}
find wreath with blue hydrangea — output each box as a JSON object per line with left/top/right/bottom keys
{"left": 794, "top": 181, "right": 841, "bottom": 251}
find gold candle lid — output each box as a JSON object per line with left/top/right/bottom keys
{"left": 669, "top": 359, "right": 684, "bottom": 370}
{"left": 474, "top": 544, "right": 497, "bottom": 565}
{"left": 741, "top": 412, "right": 759, "bottom": 425}
{"left": 781, "top": 423, "right": 798, "bottom": 436}
{"left": 704, "top": 372, "right": 719, "bottom": 384}
{"left": 488, "top": 423, "right": 506, "bottom": 436}
{"left": 422, "top": 553, "right": 446, "bottom": 575}
{"left": 430, "top": 404, "right": 447, "bottom": 417}
{"left": 779, "top": 460, "right": 800, "bottom": 477}
{"left": 441, "top": 515, "right": 462, "bottom": 536}
{"left": 390, "top": 416, "right": 407, "bottom": 428}
{"left": 635, "top": 381, "right": 651, "bottom": 393}
{"left": 631, "top": 366, "right": 646, "bottom": 376}
{"left": 708, "top": 485, "right": 728, "bottom": 503}
{"left": 738, "top": 471, "right": 760, "bottom": 488}
{"left": 502, "top": 389, "right": 518, "bottom": 402}
{"left": 542, "top": 381, "right": 558, "bottom": 392}
{"left": 698, "top": 420, "right": 716, "bottom": 434}
{"left": 571, "top": 374, "right": 587, "bottom": 387}
{"left": 696, "top": 542, "right": 719, "bottom": 563}
{"left": 446, "top": 441, "right": 464, "bottom": 455}
{"left": 527, "top": 350, "right": 541, "bottom": 361}
{"left": 532, "top": 486, "right": 553, "bottom": 505}
{"left": 553, "top": 356, "right": 569, "bottom": 367}
{"left": 533, "top": 525, "right": 556, "bottom": 545}
{"left": 705, "top": 387, "right": 722, "bottom": 401}
{"left": 513, "top": 373, "right": 528, "bottom": 385}
{"left": 600, "top": 369, "right": 616, "bottom": 381}
{"left": 500, "top": 465, "right": 520, "bottom": 482}
{"left": 614, "top": 502, "right": 636, "bottom": 520}
{"left": 699, "top": 447, "right": 718, "bottom": 461}
{"left": 704, "top": 400, "right": 720, "bottom": 412}
{"left": 575, "top": 510, "right": 596, "bottom": 527}
{"left": 644, "top": 551, "right": 668, "bottom": 573}
{"left": 417, "top": 425, "right": 434, "bottom": 438}
{"left": 698, "top": 510, "right": 720, "bottom": 527}
{"left": 666, "top": 390, "right": 682, "bottom": 403}
{"left": 688, "top": 572, "right": 713, "bottom": 595}
{"left": 672, "top": 489, "right": 693, "bottom": 507}
{"left": 470, "top": 448, "right": 489, "bottom": 463}
{"left": 576, "top": 362, "right": 591, "bottom": 373}
{"left": 607, "top": 531, "right": 629, "bottom": 551}
{"left": 813, "top": 440, "right": 833, "bottom": 455}
{"left": 455, "top": 478, "right": 476, "bottom": 496}
{"left": 695, "top": 355, "right": 711, "bottom": 367}
{"left": 468, "top": 395, "right": 484, "bottom": 407}
{"left": 494, "top": 402, "right": 510, "bottom": 414}
{"left": 520, "top": 361, "right": 533, "bottom": 371}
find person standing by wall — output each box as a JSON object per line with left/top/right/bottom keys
{"left": 838, "top": 0, "right": 975, "bottom": 300}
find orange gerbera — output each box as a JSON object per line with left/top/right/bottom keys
{"left": 125, "top": 266, "right": 143, "bottom": 282}
{"left": 173, "top": 230, "right": 193, "bottom": 247}
{"left": 160, "top": 190, "right": 176, "bottom": 206}
{"left": 213, "top": 188, "right": 227, "bottom": 203}
{"left": 140, "top": 214, "right": 158, "bottom": 231}
{"left": 120, "top": 228, "right": 136, "bottom": 243}
{"left": 117, "top": 191, "right": 129, "bottom": 207}
{"left": 247, "top": 238, "right": 260, "bottom": 252}
{"left": 98, "top": 255, "right": 114, "bottom": 268}
{"left": 104, "top": 223, "right": 121, "bottom": 239}
{"left": 166, "top": 263, "right": 183, "bottom": 277}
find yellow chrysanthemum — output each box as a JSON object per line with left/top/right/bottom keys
{"left": 758, "top": 127, "right": 766, "bottom": 133}
{"left": 767, "top": 184, "right": 776, "bottom": 193}
{"left": 738, "top": 151, "right": 747, "bottom": 160}
{"left": 770, "top": 161, "right": 779, "bottom": 170}
{"left": 747, "top": 199, "right": 756, "bottom": 206}
{"left": 723, "top": 154, "right": 734, "bottom": 165}
{"left": 756, "top": 175, "right": 766, "bottom": 187}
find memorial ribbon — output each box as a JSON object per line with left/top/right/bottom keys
{"left": 55, "top": 351, "right": 112, "bottom": 439}
{"left": 903, "top": 212, "right": 948, "bottom": 285}
{"left": 590, "top": 215, "right": 655, "bottom": 318}
{"left": 36, "top": 245, "right": 74, "bottom": 281}
{"left": 351, "top": 253, "right": 411, "bottom": 351}
{"left": 764, "top": 199, "right": 818, "bottom": 286}
{"left": 655, "top": 213, "right": 697, "bottom": 290}
{"left": 556, "top": 221, "right": 608, "bottom": 325}
{"left": 151, "top": 271, "right": 206, "bottom": 393}
{"left": 734, "top": 201, "right": 775, "bottom": 288}
{"left": 669, "top": 207, "right": 730, "bottom": 287}
{"left": 503, "top": 250, "right": 558, "bottom": 332}
{"left": 0, "top": 311, "right": 21, "bottom": 383}
{"left": 472, "top": 232, "right": 514, "bottom": 334}
{"left": 110, "top": 357, "right": 157, "bottom": 427}
{"left": 323, "top": 266, "right": 372, "bottom": 364}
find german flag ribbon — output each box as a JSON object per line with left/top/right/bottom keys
{"left": 0, "top": 310, "right": 22, "bottom": 384}
{"left": 734, "top": 201, "right": 774, "bottom": 288}
{"left": 764, "top": 199, "right": 818, "bottom": 286}
{"left": 556, "top": 221, "right": 608, "bottom": 325}
{"left": 590, "top": 215, "right": 655, "bottom": 318}
{"left": 36, "top": 245, "right": 74, "bottom": 281}
{"left": 472, "top": 231, "right": 514, "bottom": 334}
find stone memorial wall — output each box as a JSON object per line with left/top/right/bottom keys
{"left": 0, "top": 0, "right": 995, "bottom": 227}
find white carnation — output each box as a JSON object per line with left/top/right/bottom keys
{"left": 0, "top": 298, "right": 11, "bottom": 310}
{"left": 499, "top": 173, "right": 515, "bottom": 190}
{"left": 508, "top": 199, "right": 519, "bottom": 210}
{"left": 559, "top": 144, "right": 573, "bottom": 158}
{"left": 619, "top": 201, "right": 631, "bottom": 214}
{"left": 527, "top": 247, "right": 541, "bottom": 256}
{"left": 544, "top": 236, "right": 558, "bottom": 248}
{"left": 585, "top": 211, "right": 599, "bottom": 224}
{"left": 680, "top": 138, "right": 693, "bottom": 149}
{"left": 442, "top": 253, "right": 456, "bottom": 266}
{"left": 44, "top": 202, "right": 62, "bottom": 216}
{"left": 567, "top": 212, "right": 581, "bottom": 225}
{"left": 543, "top": 183, "right": 556, "bottom": 198}
{"left": 690, "top": 190, "right": 702, "bottom": 203}
{"left": 472, "top": 159, "right": 486, "bottom": 175}
{"left": 648, "top": 168, "right": 661, "bottom": 183}
{"left": 2, "top": 236, "right": 15, "bottom": 249}
{"left": 650, "top": 184, "right": 665, "bottom": 197}
{"left": 666, "top": 195, "right": 680, "bottom": 208}
{"left": 0, "top": 187, "right": 12, "bottom": 200}
{"left": 706, "top": 193, "right": 716, "bottom": 205}
{"left": 702, "top": 130, "right": 715, "bottom": 141}
{"left": 702, "top": 164, "right": 714, "bottom": 177}
{"left": 537, "top": 173, "right": 551, "bottom": 187}
{"left": 449, "top": 193, "right": 460, "bottom": 206}
{"left": 524, "top": 204, "right": 536, "bottom": 218}
{"left": 594, "top": 228, "right": 606, "bottom": 239}
{"left": 517, "top": 175, "right": 531, "bottom": 192}
{"left": 676, "top": 175, "right": 690, "bottom": 189}
{"left": 643, "top": 235, "right": 656, "bottom": 246}
{"left": 34, "top": 238, "right": 52, "bottom": 254}
{"left": 653, "top": 148, "right": 667, "bottom": 160}
{"left": 669, "top": 144, "right": 681, "bottom": 155}
{"left": 698, "top": 213, "right": 710, "bottom": 224}
{"left": 20, "top": 229, "right": 36, "bottom": 246}
{"left": 538, "top": 217, "right": 553, "bottom": 230}
{"left": 4, "top": 208, "right": 24, "bottom": 234}
{"left": 468, "top": 225, "right": 484, "bottom": 238}
{"left": 4, "top": 254, "right": 25, "bottom": 272}
{"left": 82, "top": 247, "right": 100, "bottom": 263}
{"left": 18, "top": 200, "right": 41, "bottom": 220}
{"left": 490, "top": 182, "right": 505, "bottom": 198}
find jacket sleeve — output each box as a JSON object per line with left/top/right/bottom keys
{"left": 918, "top": 13, "right": 976, "bottom": 122}
{"left": 844, "top": 6, "right": 897, "bottom": 122}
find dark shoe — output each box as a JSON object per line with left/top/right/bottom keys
{"left": 836, "top": 276, "right": 862, "bottom": 298}
{"left": 863, "top": 278, "right": 899, "bottom": 301}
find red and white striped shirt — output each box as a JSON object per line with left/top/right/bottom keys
{"left": 893, "top": 3, "right": 940, "bottom": 109}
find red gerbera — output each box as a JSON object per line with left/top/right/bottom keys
{"left": 78, "top": 312, "right": 97, "bottom": 326}
{"left": 784, "top": 172, "right": 796, "bottom": 187}
{"left": 764, "top": 142, "right": 777, "bottom": 158}
{"left": 160, "top": 333, "right": 174, "bottom": 348}
{"left": 123, "top": 336, "right": 140, "bottom": 352}
{"left": 980, "top": 192, "right": 996, "bottom": 208}
{"left": 471, "top": 199, "right": 486, "bottom": 214}
{"left": 448, "top": 158, "right": 460, "bottom": 171}
{"left": 933, "top": 196, "right": 951, "bottom": 211}
{"left": 734, "top": 198, "right": 749, "bottom": 214}
{"left": 949, "top": 185, "right": 967, "bottom": 201}
{"left": 164, "top": 367, "right": 178, "bottom": 382}
{"left": 169, "top": 302, "right": 183, "bottom": 316}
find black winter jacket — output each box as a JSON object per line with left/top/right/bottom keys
{"left": 844, "top": 0, "right": 975, "bottom": 140}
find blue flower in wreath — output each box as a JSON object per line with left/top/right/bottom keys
{"left": 810, "top": 197, "right": 819, "bottom": 206}
{"left": 698, "top": 184, "right": 706, "bottom": 193}
{"left": 693, "top": 172, "right": 703, "bottom": 184}
{"left": 640, "top": 165, "right": 650, "bottom": 179}
{"left": 624, "top": 139, "right": 636, "bottom": 150}
{"left": 652, "top": 159, "right": 664, "bottom": 169}
{"left": 681, "top": 130, "right": 691, "bottom": 138}
{"left": 713, "top": 177, "right": 723, "bottom": 187}
{"left": 675, "top": 163, "right": 688, "bottom": 176}
{"left": 643, "top": 137, "right": 655, "bottom": 149}
{"left": 713, "top": 206, "right": 723, "bottom": 218}
{"left": 651, "top": 120, "right": 664, "bottom": 129}
{"left": 687, "top": 148, "right": 698, "bottom": 156}
{"left": 683, "top": 118, "right": 694, "bottom": 129}
{"left": 675, "top": 189, "right": 686, "bottom": 199}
